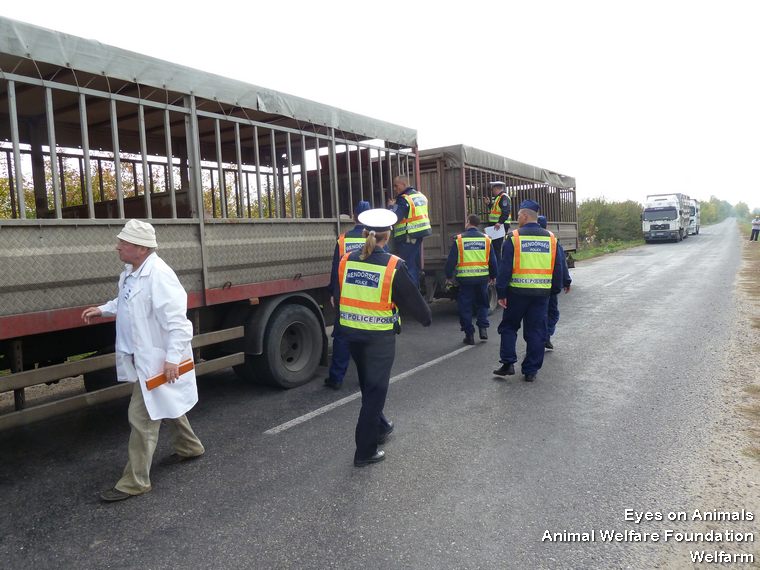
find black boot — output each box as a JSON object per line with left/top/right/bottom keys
{"left": 463, "top": 333, "right": 475, "bottom": 345}
{"left": 478, "top": 327, "right": 488, "bottom": 340}
{"left": 493, "top": 363, "right": 515, "bottom": 376}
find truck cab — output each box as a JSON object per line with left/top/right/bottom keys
{"left": 642, "top": 194, "right": 690, "bottom": 242}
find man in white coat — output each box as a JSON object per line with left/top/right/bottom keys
{"left": 82, "top": 219, "right": 204, "bottom": 502}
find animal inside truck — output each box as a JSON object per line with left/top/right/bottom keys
{"left": 642, "top": 193, "right": 691, "bottom": 242}
{"left": 0, "top": 17, "right": 417, "bottom": 430}
{"left": 417, "top": 145, "right": 578, "bottom": 311}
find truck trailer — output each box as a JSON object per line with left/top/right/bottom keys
{"left": 417, "top": 145, "right": 577, "bottom": 309}
{"left": 642, "top": 193, "right": 691, "bottom": 242}
{"left": 688, "top": 198, "right": 700, "bottom": 235}
{"left": 0, "top": 17, "right": 417, "bottom": 429}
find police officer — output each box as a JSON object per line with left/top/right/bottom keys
{"left": 537, "top": 215, "right": 572, "bottom": 350}
{"left": 387, "top": 176, "right": 432, "bottom": 288}
{"left": 486, "top": 181, "right": 512, "bottom": 257}
{"left": 444, "top": 214, "right": 498, "bottom": 345}
{"left": 333, "top": 208, "right": 432, "bottom": 466}
{"left": 492, "top": 200, "right": 563, "bottom": 382}
{"left": 325, "top": 200, "right": 373, "bottom": 390}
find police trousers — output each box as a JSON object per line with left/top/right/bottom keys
{"left": 547, "top": 293, "right": 560, "bottom": 339}
{"left": 348, "top": 334, "right": 395, "bottom": 460}
{"left": 457, "top": 281, "right": 490, "bottom": 335}
{"left": 395, "top": 240, "right": 422, "bottom": 287}
{"left": 498, "top": 290, "right": 549, "bottom": 375}
{"left": 328, "top": 324, "right": 351, "bottom": 384}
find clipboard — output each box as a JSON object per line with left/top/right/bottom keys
{"left": 146, "top": 359, "right": 194, "bottom": 391}
{"left": 484, "top": 225, "right": 506, "bottom": 239}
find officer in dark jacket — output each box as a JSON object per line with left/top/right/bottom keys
{"left": 537, "top": 215, "right": 572, "bottom": 350}
{"left": 444, "top": 214, "right": 499, "bottom": 345}
{"left": 387, "top": 176, "right": 432, "bottom": 288}
{"left": 492, "top": 200, "right": 563, "bottom": 382}
{"left": 333, "top": 209, "right": 432, "bottom": 467}
{"left": 324, "top": 201, "right": 373, "bottom": 390}
{"left": 486, "top": 181, "right": 512, "bottom": 257}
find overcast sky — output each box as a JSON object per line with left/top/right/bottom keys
{"left": 3, "top": 1, "right": 758, "bottom": 210}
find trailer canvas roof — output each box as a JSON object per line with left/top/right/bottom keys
{"left": 0, "top": 16, "right": 417, "bottom": 148}
{"left": 420, "top": 144, "right": 575, "bottom": 189}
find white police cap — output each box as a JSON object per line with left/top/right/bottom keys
{"left": 358, "top": 208, "right": 397, "bottom": 232}
{"left": 489, "top": 181, "right": 507, "bottom": 188}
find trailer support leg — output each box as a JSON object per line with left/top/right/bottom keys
{"left": 11, "top": 340, "right": 25, "bottom": 411}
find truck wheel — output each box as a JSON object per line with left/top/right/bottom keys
{"left": 235, "top": 304, "right": 322, "bottom": 389}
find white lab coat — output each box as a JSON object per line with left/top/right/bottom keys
{"left": 99, "top": 252, "right": 198, "bottom": 420}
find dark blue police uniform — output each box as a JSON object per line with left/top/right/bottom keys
{"left": 495, "top": 223, "right": 563, "bottom": 379}
{"left": 444, "top": 227, "right": 499, "bottom": 341}
{"left": 333, "top": 248, "right": 432, "bottom": 464}
{"left": 388, "top": 187, "right": 431, "bottom": 287}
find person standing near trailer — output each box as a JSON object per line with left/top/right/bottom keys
{"left": 325, "top": 201, "right": 373, "bottom": 390}
{"left": 444, "top": 214, "right": 498, "bottom": 345}
{"left": 537, "top": 215, "right": 572, "bottom": 350}
{"left": 487, "top": 181, "right": 512, "bottom": 257}
{"left": 387, "top": 176, "right": 432, "bottom": 288}
{"left": 334, "top": 209, "right": 432, "bottom": 466}
{"left": 492, "top": 201, "right": 563, "bottom": 382}
{"left": 81, "top": 220, "right": 205, "bottom": 502}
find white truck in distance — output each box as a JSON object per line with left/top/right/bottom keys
{"left": 688, "top": 198, "right": 701, "bottom": 235}
{"left": 642, "top": 193, "right": 691, "bottom": 243}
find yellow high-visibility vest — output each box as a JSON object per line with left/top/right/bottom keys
{"left": 489, "top": 192, "right": 512, "bottom": 224}
{"left": 338, "top": 253, "right": 400, "bottom": 331}
{"left": 394, "top": 192, "right": 431, "bottom": 238}
{"left": 455, "top": 234, "right": 491, "bottom": 278}
{"left": 338, "top": 234, "right": 366, "bottom": 256}
{"left": 509, "top": 229, "right": 557, "bottom": 291}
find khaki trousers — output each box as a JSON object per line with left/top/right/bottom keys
{"left": 115, "top": 382, "right": 205, "bottom": 495}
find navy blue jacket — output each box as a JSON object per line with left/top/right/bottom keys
{"left": 496, "top": 223, "right": 564, "bottom": 298}
{"left": 444, "top": 227, "right": 499, "bottom": 283}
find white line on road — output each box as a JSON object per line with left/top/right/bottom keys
{"left": 264, "top": 345, "right": 475, "bottom": 435}
{"left": 602, "top": 273, "right": 631, "bottom": 287}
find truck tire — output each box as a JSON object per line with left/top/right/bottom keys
{"left": 234, "top": 304, "right": 322, "bottom": 389}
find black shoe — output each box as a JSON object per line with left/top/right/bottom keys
{"left": 493, "top": 363, "right": 515, "bottom": 376}
{"left": 544, "top": 340, "right": 554, "bottom": 351}
{"left": 378, "top": 423, "right": 395, "bottom": 444}
{"left": 463, "top": 334, "right": 475, "bottom": 345}
{"left": 354, "top": 450, "right": 385, "bottom": 467}
{"left": 478, "top": 327, "right": 488, "bottom": 340}
{"left": 100, "top": 488, "right": 134, "bottom": 502}
{"left": 524, "top": 373, "right": 537, "bottom": 382}
{"left": 323, "top": 377, "right": 342, "bottom": 390}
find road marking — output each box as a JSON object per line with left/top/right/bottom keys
{"left": 264, "top": 345, "right": 475, "bottom": 435}
{"left": 602, "top": 273, "right": 631, "bottom": 287}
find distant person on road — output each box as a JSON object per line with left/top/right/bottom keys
{"left": 485, "top": 181, "right": 512, "bottom": 257}
{"left": 333, "top": 209, "right": 432, "bottom": 467}
{"left": 81, "top": 219, "right": 204, "bottom": 502}
{"left": 492, "top": 201, "right": 563, "bottom": 382}
{"left": 444, "top": 214, "right": 498, "bottom": 345}
{"left": 387, "top": 176, "right": 432, "bottom": 288}
{"left": 325, "top": 200, "right": 374, "bottom": 390}
{"left": 537, "top": 215, "right": 572, "bottom": 350}
{"left": 751, "top": 215, "right": 760, "bottom": 241}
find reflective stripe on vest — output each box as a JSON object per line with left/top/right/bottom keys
{"left": 394, "top": 192, "right": 431, "bottom": 238}
{"left": 338, "top": 253, "right": 400, "bottom": 331}
{"left": 488, "top": 191, "right": 512, "bottom": 224}
{"left": 455, "top": 234, "right": 491, "bottom": 278}
{"left": 338, "top": 234, "right": 366, "bottom": 256}
{"left": 509, "top": 229, "right": 557, "bottom": 290}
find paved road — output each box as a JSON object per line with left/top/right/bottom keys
{"left": 0, "top": 221, "right": 741, "bottom": 569}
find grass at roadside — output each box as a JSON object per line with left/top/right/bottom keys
{"left": 573, "top": 239, "right": 644, "bottom": 261}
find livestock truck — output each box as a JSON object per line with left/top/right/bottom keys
{"left": 688, "top": 198, "right": 700, "bottom": 235}
{"left": 417, "top": 145, "right": 578, "bottom": 310}
{"left": 0, "top": 17, "right": 417, "bottom": 430}
{"left": 642, "top": 193, "right": 691, "bottom": 242}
